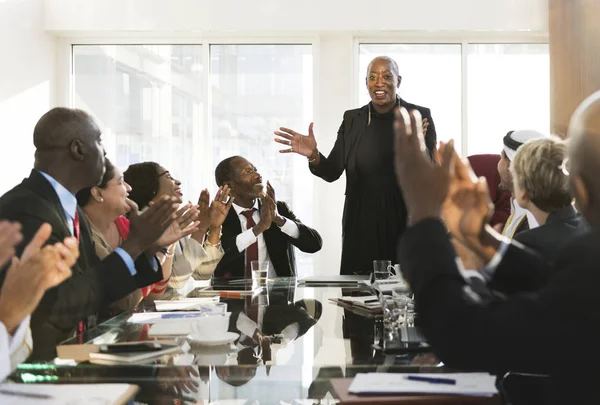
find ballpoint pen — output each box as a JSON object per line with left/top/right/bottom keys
{"left": 406, "top": 375, "right": 456, "bottom": 385}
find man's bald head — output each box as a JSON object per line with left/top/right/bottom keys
{"left": 567, "top": 90, "right": 600, "bottom": 225}
{"left": 33, "top": 107, "right": 100, "bottom": 150}
{"left": 32, "top": 107, "right": 106, "bottom": 194}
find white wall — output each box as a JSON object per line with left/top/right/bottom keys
{"left": 0, "top": 0, "right": 57, "bottom": 194}
{"left": 44, "top": 0, "right": 548, "bottom": 33}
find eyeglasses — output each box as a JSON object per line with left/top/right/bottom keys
{"left": 158, "top": 171, "right": 174, "bottom": 181}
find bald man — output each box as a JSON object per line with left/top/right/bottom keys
{"left": 394, "top": 91, "right": 600, "bottom": 403}
{"left": 0, "top": 108, "right": 180, "bottom": 359}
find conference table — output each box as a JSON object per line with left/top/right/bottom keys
{"left": 8, "top": 277, "right": 500, "bottom": 404}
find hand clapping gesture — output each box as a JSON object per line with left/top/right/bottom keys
{"left": 0, "top": 223, "right": 78, "bottom": 334}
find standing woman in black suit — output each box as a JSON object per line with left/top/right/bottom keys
{"left": 274, "top": 56, "right": 437, "bottom": 275}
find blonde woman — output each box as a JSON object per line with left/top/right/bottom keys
{"left": 510, "top": 137, "right": 588, "bottom": 263}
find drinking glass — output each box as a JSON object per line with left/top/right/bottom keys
{"left": 251, "top": 260, "right": 269, "bottom": 289}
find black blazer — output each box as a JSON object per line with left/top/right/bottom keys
{"left": 514, "top": 205, "right": 589, "bottom": 264}
{"left": 0, "top": 170, "right": 162, "bottom": 359}
{"left": 398, "top": 218, "right": 600, "bottom": 403}
{"left": 213, "top": 201, "right": 322, "bottom": 278}
{"left": 309, "top": 99, "right": 436, "bottom": 228}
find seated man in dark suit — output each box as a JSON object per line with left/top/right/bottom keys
{"left": 212, "top": 156, "right": 322, "bottom": 279}
{"left": 393, "top": 92, "right": 600, "bottom": 403}
{"left": 0, "top": 107, "right": 184, "bottom": 359}
{"left": 510, "top": 137, "right": 588, "bottom": 264}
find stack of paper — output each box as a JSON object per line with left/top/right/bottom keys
{"left": 154, "top": 297, "right": 221, "bottom": 311}
{"left": 348, "top": 373, "right": 498, "bottom": 396}
{"left": 334, "top": 296, "right": 381, "bottom": 309}
{"left": 0, "top": 383, "right": 138, "bottom": 404}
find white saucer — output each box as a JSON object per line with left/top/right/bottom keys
{"left": 187, "top": 331, "right": 239, "bottom": 346}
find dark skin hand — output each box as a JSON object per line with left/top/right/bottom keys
{"left": 393, "top": 107, "right": 502, "bottom": 263}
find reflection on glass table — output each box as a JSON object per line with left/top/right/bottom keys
{"left": 10, "top": 277, "right": 444, "bottom": 403}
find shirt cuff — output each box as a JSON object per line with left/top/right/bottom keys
{"left": 481, "top": 240, "right": 510, "bottom": 282}
{"left": 279, "top": 217, "right": 300, "bottom": 238}
{"left": 8, "top": 316, "right": 30, "bottom": 354}
{"left": 114, "top": 247, "right": 138, "bottom": 276}
{"left": 236, "top": 229, "right": 258, "bottom": 253}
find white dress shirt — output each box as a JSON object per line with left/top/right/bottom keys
{"left": 233, "top": 201, "right": 300, "bottom": 278}
{"left": 0, "top": 317, "right": 32, "bottom": 381}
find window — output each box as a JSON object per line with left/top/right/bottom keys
{"left": 210, "top": 44, "right": 314, "bottom": 275}
{"left": 467, "top": 44, "right": 549, "bottom": 156}
{"left": 359, "top": 44, "right": 463, "bottom": 152}
{"left": 72, "top": 45, "right": 204, "bottom": 201}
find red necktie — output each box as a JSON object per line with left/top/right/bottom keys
{"left": 73, "top": 211, "right": 80, "bottom": 241}
{"left": 73, "top": 211, "right": 85, "bottom": 343}
{"left": 241, "top": 209, "right": 258, "bottom": 278}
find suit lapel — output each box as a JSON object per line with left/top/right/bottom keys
{"left": 346, "top": 106, "right": 369, "bottom": 182}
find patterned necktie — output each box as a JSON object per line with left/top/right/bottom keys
{"left": 241, "top": 209, "right": 258, "bottom": 278}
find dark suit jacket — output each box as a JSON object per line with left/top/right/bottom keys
{"left": 0, "top": 170, "right": 162, "bottom": 359}
{"left": 399, "top": 218, "right": 600, "bottom": 404}
{"left": 310, "top": 98, "right": 436, "bottom": 192}
{"left": 213, "top": 201, "right": 322, "bottom": 278}
{"left": 514, "top": 205, "right": 589, "bottom": 264}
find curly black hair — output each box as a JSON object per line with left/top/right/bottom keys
{"left": 76, "top": 158, "right": 116, "bottom": 207}
{"left": 123, "top": 161, "right": 161, "bottom": 210}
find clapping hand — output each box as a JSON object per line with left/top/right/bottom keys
{"left": 156, "top": 202, "right": 201, "bottom": 247}
{"left": 122, "top": 196, "right": 180, "bottom": 258}
{"left": 266, "top": 181, "right": 285, "bottom": 227}
{"left": 393, "top": 107, "right": 454, "bottom": 226}
{"left": 0, "top": 223, "right": 78, "bottom": 334}
{"left": 435, "top": 143, "right": 500, "bottom": 260}
{"left": 0, "top": 221, "right": 22, "bottom": 265}
{"left": 422, "top": 118, "right": 429, "bottom": 135}
{"left": 254, "top": 192, "right": 276, "bottom": 235}
{"left": 209, "top": 185, "right": 234, "bottom": 229}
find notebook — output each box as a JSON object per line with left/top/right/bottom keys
{"left": 88, "top": 342, "right": 186, "bottom": 364}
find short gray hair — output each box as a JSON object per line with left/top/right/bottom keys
{"left": 366, "top": 56, "right": 400, "bottom": 77}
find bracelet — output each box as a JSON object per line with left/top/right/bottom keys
{"left": 308, "top": 151, "right": 318, "bottom": 163}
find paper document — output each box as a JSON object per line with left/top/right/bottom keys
{"left": 0, "top": 383, "right": 137, "bottom": 405}
{"left": 128, "top": 309, "right": 225, "bottom": 324}
{"left": 348, "top": 373, "right": 498, "bottom": 396}
{"left": 154, "top": 297, "right": 221, "bottom": 312}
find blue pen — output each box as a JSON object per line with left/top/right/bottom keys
{"left": 406, "top": 375, "right": 456, "bottom": 385}
{"left": 161, "top": 313, "right": 204, "bottom": 319}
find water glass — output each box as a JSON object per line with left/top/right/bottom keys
{"left": 251, "top": 260, "right": 269, "bottom": 288}
{"left": 373, "top": 260, "right": 393, "bottom": 280}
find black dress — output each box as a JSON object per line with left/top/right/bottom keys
{"left": 308, "top": 98, "right": 437, "bottom": 276}
{"left": 340, "top": 104, "right": 407, "bottom": 274}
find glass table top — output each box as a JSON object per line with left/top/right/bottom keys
{"left": 9, "top": 277, "right": 454, "bottom": 404}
